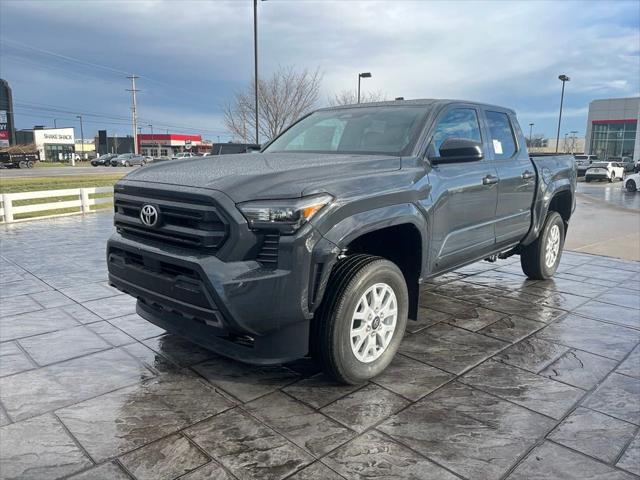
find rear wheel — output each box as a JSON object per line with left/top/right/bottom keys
{"left": 125, "top": 161, "right": 131, "bottom": 167}
{"left": 585, "top": 177, "right": 591, "bottom": 183}
{"left": 18, "top": 161, "right": 27, "bottom": 169}
{"left": 313, "top": 255, "right": 408, "bottom": 385}
{"left": 27, "top": 161, "right": 34, "bottom": 168}
{"left": 627, "top": 180, "right": 637, "bottom": 192}
{"left": 520, "top": 211, "right": 565, "bottom": 280}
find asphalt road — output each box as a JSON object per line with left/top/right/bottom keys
{"left": 0, "top": 165, "right": 138, "bottom": 178}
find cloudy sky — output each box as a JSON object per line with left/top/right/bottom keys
{"left": 1, "top": 0, "right": 638, "bottom": 142}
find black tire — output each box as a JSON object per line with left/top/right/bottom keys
{"left": 18, "top": 161, "right": 26, "bottom": 169}
{"left": 27, "top": 161, "right": 34, "bottom": 168}
{"left": 520, "top": 211, "right": 565, "bottom": 280}
{"left": 125, "top": 161, "right": 131, "bottom": 167}
{"left": 585, "top": 177, "right": 591, "bottom": 183}
{"left": 313, "top": 255, "right": 408, "bottom": 385}
{"left": 627, "top": 180, "right": 637, "bottom": 192}
{"left": 608, "top": 173, "right": 614, "bottom": 183}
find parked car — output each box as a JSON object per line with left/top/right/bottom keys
{"left": 623, "top": 172, "right": 640, "bottom": 192}
{"left": 172, "top": 152, "right": 196, "bottom": 160}
{"left": 111, "top": 154, "right": 146, "bottom": 167}
{"left": 573, "top": 154, "right": 598, "bottom": 176}
{"left": 621, "top": 157, "right": 635, "bottom": 173}
{"left": 107, "top": 99, "right": 576, "bottom": 384}
{"left": 585, "top": 162, "right": 625, "bottom": 182}
{"left": 608, "top": 156, "right": 634, "bottom": 173}
{"left": 91, "top": 154, "right": 117, "bottom": 166}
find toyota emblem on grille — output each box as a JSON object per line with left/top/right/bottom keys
{"left": 140, "top": 204, "right": 159, "bottom": 227}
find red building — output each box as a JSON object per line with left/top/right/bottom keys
{"left": 137, "top": 133, "right": 210, "bottom": 157}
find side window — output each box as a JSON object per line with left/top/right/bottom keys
{"left": 486, "top": 111, "right": 517, "bottom": 159}
{"left": 430, "top": 108, "right": 482, "bottom": 155}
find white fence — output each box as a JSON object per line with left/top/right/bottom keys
{"left": 0, "top": 187, "right": 113, "bottom": 223}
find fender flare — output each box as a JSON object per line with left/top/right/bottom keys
{"left": 309, "top": 203, "right": 428, "bottom": 314}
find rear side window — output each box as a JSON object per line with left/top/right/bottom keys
{"left": 431, "top": 108, "right": 482, "bottom": 154}
{"left": 486, "top": 111, "right": 517, "bottom": 159}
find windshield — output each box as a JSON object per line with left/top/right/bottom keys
{"left": 264, "top": 106, "right": 429, "bottom": 156}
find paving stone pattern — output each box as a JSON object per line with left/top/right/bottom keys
{"left": 1, "top": 212, "right": 639, "bottom": 479}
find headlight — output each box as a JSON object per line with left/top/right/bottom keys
{"left": 238, "top": 193, "right": 333, "bottom": 234}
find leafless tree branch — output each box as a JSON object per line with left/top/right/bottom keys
{"left": 223, "top": 66, "right": 322, "bottom": 143}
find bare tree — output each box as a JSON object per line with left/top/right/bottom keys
{"left": 224, "top": 66, "right": 322, "bottom": 143}
{"left": 328, "top": 89, "right": 387, "bottom": 106}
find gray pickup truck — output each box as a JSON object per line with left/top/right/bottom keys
{"left": 107, "top": 99, "right": 576, "bottom": 384}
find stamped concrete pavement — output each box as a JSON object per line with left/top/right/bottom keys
{"left": 0, "top": 212, "right": 639, "bottom": 480}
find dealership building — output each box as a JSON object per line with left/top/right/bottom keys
{"left": 585, "top": 97, "right": 640, "bottom": 162}
{"left": 137, "top": 133, "right": 208, "bottom": 157}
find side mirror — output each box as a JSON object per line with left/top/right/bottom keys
{"left": 433, "top": 138, "right": 483, "bottom": 164}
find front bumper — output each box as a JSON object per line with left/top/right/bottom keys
{"left": 107, "top": 226, "right": 337, "bottom": 365}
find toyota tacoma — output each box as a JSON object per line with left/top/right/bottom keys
{"left": 107, "top": 99, "right": 576, "bottom": 384}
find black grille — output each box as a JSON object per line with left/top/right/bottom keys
{"left": 114, "top": 191, "right": 228, "bottom": 251}
{"left": 256, "top": 232, "right": 280, "bottom": 268}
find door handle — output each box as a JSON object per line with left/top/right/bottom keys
{"left": 521, "top": 170, "right": 535, "bottom": 180}
{"left": 482, "top": 174, "right": 499, "bottom": 185}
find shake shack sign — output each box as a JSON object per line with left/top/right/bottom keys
{"left": 44, "top": 133, "right": 73, "bottom": 141}
{"left": 34, "top": 128, "right": 75, "bottom": 145}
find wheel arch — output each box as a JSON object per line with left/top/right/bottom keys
{"left": 314, "top": 203, "right": 427, "bottom": 321}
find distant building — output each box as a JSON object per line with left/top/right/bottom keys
{"left": 0, "top": 79, "right": 16, "bottom": 146}
{"left": 585, "top": 97, "right": 639, "bottom": 162}
{"left": 75, "top": 139, "right": 96, "bottom": 158}
{"left": 529, "top": 136, "right": 585, "bottom": 155}
{"left": 137, "top": 133, "right": 205, "bottom": 157}
{"left": 32, "top": 127, "right": 76, "bottom": 162}
{"left": 95, "top": 130, "right": 135, "bottom": 156}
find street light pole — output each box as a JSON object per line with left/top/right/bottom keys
{"left": 357, "top": 72, "right": 372, "bottom": 103}
{"left": 54, "top": 118, "right": 58, "bottom": 128}
{"left": 555, "top": 74, "right": 570, "bottom": 153}
{"left": 570, "top": 130, "right": 578, "bottom": 154}
{"left": 253, "top": 0, "right": 259, "bottom": 146}
{"left": 528, "top": 123, "right": 534, "bottom": 149}
{"left": 76, "top": 115, "right": 84, "bottom": 162}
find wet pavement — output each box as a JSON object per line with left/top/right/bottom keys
{"left": 1, "top": 212, "right": 639, "bottom": 480}
{"left": 577, "top": 179, "right": 640, "bottom": 211}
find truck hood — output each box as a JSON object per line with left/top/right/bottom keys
{"left": 122, "top": 152, "right": 401, "bottom": 202}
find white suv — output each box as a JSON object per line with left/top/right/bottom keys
{"left": 585, "top": 162, "right": 625, "bottom": 183}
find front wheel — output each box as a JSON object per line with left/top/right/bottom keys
{"left": 627, "top": 180, "right": 637, "bottom": 192}
{"left": 313, "top": 255, "right": 408, "bottom": 385}
{"left": 520, "top": 211, "right": 565, "bottom": 280}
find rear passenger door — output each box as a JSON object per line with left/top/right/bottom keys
{"left": 482, "top": 110, "right": 536, "bottom": 247}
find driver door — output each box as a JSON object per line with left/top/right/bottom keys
{"left": 426, "top": 107, "right": 499, "bottom": 272}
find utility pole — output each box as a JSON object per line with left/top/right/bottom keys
{"left": 528, "top": 123, "right": 534, "bottom": 150}
{"left": 148, "top": 124, "right": 156, "bottom": 157}
{"left": 253, "top": 0, "right": 259, "bottom": 146}
{"left": 76, "top": 115, "right": 84, "bottom": 161}
{"left": 127, "top": 75, "right": 140, "bottom": 154}
{"left": 54, "top": 118, "right": 58, "bottom": 128}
